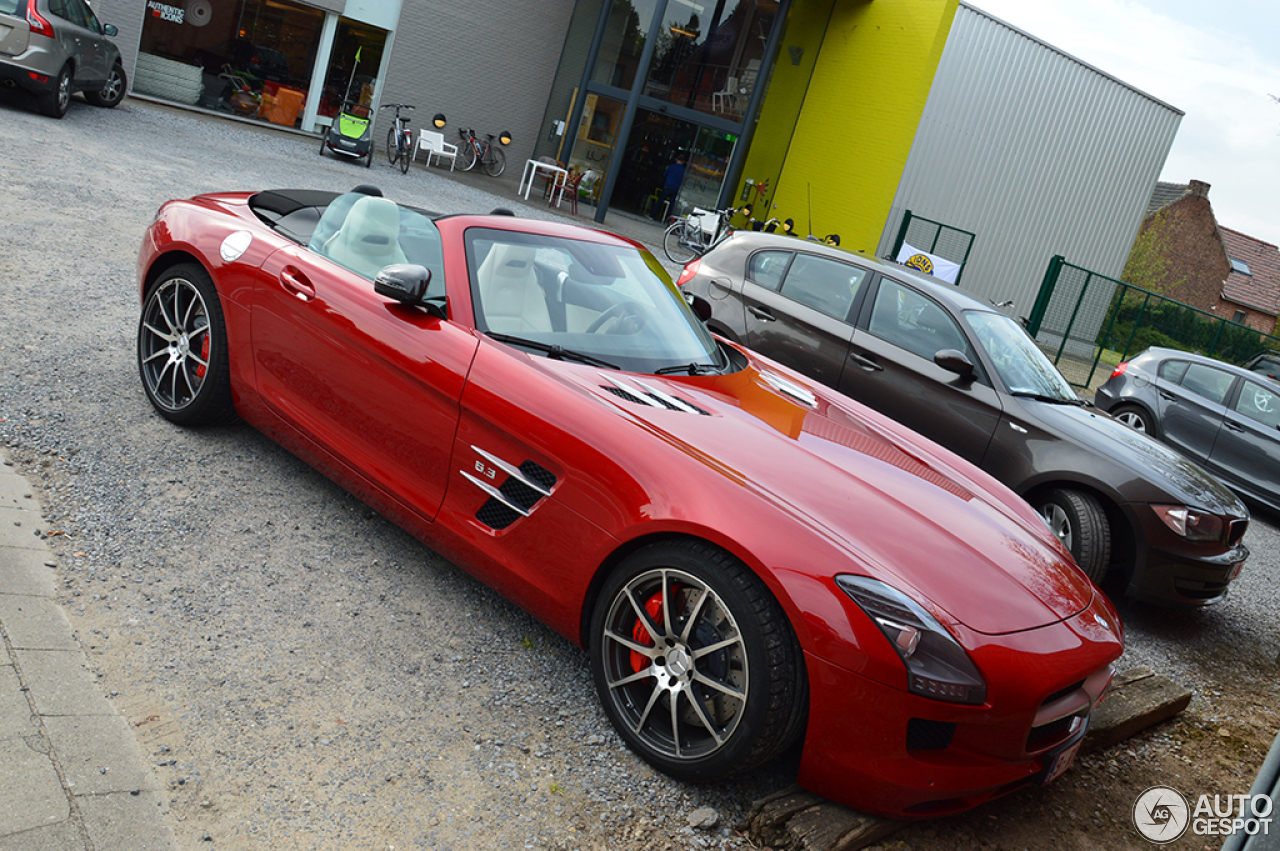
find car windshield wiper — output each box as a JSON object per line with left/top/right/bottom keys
{"left": 1010, "top": 390, "right": 1084, "bottom": 406}
{"left": 487, "top": 333, "right": 619, "bottom": 370}
{"left": 654, "top": 362, "right": 721, "bottom": 376}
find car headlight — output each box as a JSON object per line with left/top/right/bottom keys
{"left": 1152, "top": 505, "right": 1224, "bottom": 542}
{"left": 836, "top": 575, "right": 987, "bottom": 705}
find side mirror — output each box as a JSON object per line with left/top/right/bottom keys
{"left": 104, "top": 24, "right": 118, "bottom": 37}
{"left": 684, "top": 292, "right": 712, "bottom": 322}
{"left": 935, "top": 348, "right": 975, "bottom": 378}
{"left": 375, "top": 264, "right": 435, "bottom": 308}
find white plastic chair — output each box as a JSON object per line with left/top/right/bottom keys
{"left": 712, "top": 76, "right": 738, "bottom": 112}
{"left": 416, "top": 130, "right": 458, "bottom": 170}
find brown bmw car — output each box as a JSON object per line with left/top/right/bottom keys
{"left": 679, "top": 232, "right": 1249, "bottom": 607}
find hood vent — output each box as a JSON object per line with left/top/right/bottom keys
{"left": 600, "top": 375, "right": 710, "bottom": 415}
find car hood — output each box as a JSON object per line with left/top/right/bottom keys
{"left": 1015, "top": 398, "right": 1246, "bottom": 515}
{"left": 558, "top": 359, "right": 1098, "bottom": 636}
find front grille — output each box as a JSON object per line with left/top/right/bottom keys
{"left": 906, "top": 718, "right": 956, "bottom": 752}
{"left": 1027, "top": 716, "right": 1074, "bottom": 750}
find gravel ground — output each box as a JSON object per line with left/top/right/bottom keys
{"left": 2, "top": 92, "right": 1278, "bottom": 851}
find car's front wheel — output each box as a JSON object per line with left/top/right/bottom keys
{"left": 1111, "top": 404, "right": 1155, "bottom": 435}
{"left": 86, "top": 62, "right": 127, "bottom": 108}
{"left": 589, "top": 540, "right": 806, "bottom": 781}
{"left": 1036, "top": 489, "right": 1111, "bottom": 582}
{"left": 137, "top": 264, "right": 236, "bottom": 426}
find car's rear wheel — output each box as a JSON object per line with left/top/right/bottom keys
{"left": 137, "top": 264, "right": 235, "bottom": 426}
{"left": 86, "top": 62, "right": 127, "bottom": 108}
{"left": 589, "top": 540, "right": 806, "bottom": 782}
{"left": 38, "top": 64, "right": 72, "bottom": 118}
{"left": 1036, "top": 489, "right": 1111, "bottom": 582}
{"left": 1111, "top": 404, "right": 1154, "bottom": 436}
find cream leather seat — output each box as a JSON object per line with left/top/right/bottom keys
{"left": 326, "top": 195, "right": 408, "bottom": 279}
{"left": 477, "top": 243, "right": 552, "bottom": 333}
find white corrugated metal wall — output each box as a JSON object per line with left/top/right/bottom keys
{"left": 877, "top": 3, "right": 1183, "bottom": 313}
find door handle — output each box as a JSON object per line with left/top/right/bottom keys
{"left": 1224, "top": 422, "right": 1245, "bottom": 433}
{"left": 280, "top": 267, "right": 315, "bottom": 301}
{"left": 848, "top": 350, "right": 883, "bottom": 371}
{"left": 1158, "top": 390, "right": 1177, "bottom": 401}
{"left": 748, "top": 305, "right": 775, "bottom": 321}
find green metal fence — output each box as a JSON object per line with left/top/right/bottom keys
{"left": 890, "top": 210, "right": 975, "bottom": 287}
{"left": 1026, "top": 255, "right": 1280, "bottom": 391}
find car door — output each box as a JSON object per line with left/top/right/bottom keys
{"left": 1206, "top": 377, "right": 1280, "bottom": 502}
{"left": 51, "top": 0, "right": 109, "bottom": 84}
{"left": 841, "top": 276, "right": 1002, "bottom": 466}
{"left": 1153, "top": 360, "right": 1233, "bottom": 462}
{"left": 742, "top": 250, "right": 869, "bottom": 389}
{"left": 251, "top": 244, "right": 477, "bottom": 522}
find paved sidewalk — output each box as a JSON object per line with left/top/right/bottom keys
{"left": 0, "top": 447, "right": 175, "bottom": 851}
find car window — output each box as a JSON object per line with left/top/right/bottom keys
{"left": 746, "top": 250, "right": 791, "bottom": 292}
{"left": 1233, "top": 379, "right": 1280, "bottom": 428}
{"left": 0, "top": 0, "right": 22, "bottom": 14}
{"left": 779, "top": 254, "right": 867, "bottom": 320}
{"left": 868, "top": 278, "right": 967, "bottom": 360}
{"left": 1157, "top": 359, "right": 1189, "bottom": 383}
{"left": 46, "top": 0, "right": 72, "bottom": 21}
{"left": 1177, "top": 363, "right": 1234, "bottom": 404}
{"left": 1248, "top": 356, "right": 1280, "bottom": 378}
{"left": 466, "top": 229, "right": 722, "bottom": 375}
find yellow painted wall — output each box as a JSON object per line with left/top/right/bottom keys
{"left": 740, "top": 0, "right": 959, "bottom": 251}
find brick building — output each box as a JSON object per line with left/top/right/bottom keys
{"left": 1126, "top": 180, "right": 1280, "bottom": 334}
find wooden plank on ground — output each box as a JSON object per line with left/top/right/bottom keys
{"left": 1082, "top": 665, "right": 1192, "bottom": 753}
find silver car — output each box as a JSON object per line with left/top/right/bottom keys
{"left": 0, "top": 0, "right": 126, "bottom": 117}
{"left": 1096, "top": 347, "right": 1280, "bottom": 514}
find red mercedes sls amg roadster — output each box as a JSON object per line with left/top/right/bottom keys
{"left": 134, "top": 186, "right": 1123, "bottom": 818}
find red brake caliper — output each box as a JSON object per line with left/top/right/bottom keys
{"left": 195, "top": 330, "right": 210, "bottom": 379}
{"left": 630, "top": 591, "right": 667, "bottom": 674}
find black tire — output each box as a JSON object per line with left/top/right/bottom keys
{"left": 386, "top": 126, "right": 399, "bottom": 165}
{"left": 1111, "top": 404, "right": 1155, "bottom": 436}
{"left": 483, "top": 146, "right": 507, "bottom": 177}
{"left": 137, "top": 264, "right": 236, "bottom": 426}
{"left": 589, "top": 540, "right": 806, "bottom": 782}
{"left": 663, "top": 221, "right": 701, "bottom": 265}
{"left": 458, "top": 138, "right": 477, "bottom": 171}
{"left": 399, "top": 134, "right": 412, "bottom": 174}
{"left": 38, "top": 64, "right": 72, "bottom": 118}
{"left": 1035, "top": 489, "right": 1111, "bottom": 582}
{"left": 85, "top": 62, "right": 127, "bottom": 108}
{"left": 365, "top": 148, "right": 373, "bottom": 168}
{"left": 318, "top": 132, "right": 327, "bottom": 156}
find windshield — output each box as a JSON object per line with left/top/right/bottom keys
{"left": 966, "top": 311, "right": 1078, "bottom": 401}
{"left": 466, "top": 228, "right": 722, "bottom": 375}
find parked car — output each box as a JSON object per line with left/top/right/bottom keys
{"left": 1095, "top": 347, "right": 1280, "bottom": 514}
{"left": 134, "top": 187, "right": 1124, "bottom": 818}
{"left": 678, "top": 232, "right": 1249, "bottom": 607}
{"left": 1243, "top": 350, "right": 1280, "bottom": 382}
{"left": 0, "top": 0, "right": 127, "bottom": 118}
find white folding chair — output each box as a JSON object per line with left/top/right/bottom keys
{"left": 415, "top": 130, "right": 458, "bottom": 170}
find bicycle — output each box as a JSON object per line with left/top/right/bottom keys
{"left": 662, "top": 206, "right": 740, "bottom": 265}
{"left": 456, "top": 127, "right": 507, "bottom": 177}
{"left": 381, "top": 103, "right": 415, "bottom": 174}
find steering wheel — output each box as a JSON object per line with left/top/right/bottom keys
{"left": 1254, "top": 388, "right": 1276, "bottom": 413}
{"left": 586, "top": 301, "right": 647, "bottom": 335}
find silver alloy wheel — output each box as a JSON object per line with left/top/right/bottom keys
{"left": 138, "top": 277, "right": 211, "bottom": 412}
{"left": 100, "top": 67, "right": 124, "bottom": 103}
{"left": 599, "top": 568, "right": 749, "bottom": 762}
{"left": 1041, "top": 502, "right": 1073, "bottom": 551}
{"left": 56, "top": 70, "right": 71, "bottom": 112}
{"left": 1114, "top": 410, "right": 1148, "bottom": 432}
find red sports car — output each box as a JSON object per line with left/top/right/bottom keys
{"left": 134, "top": 186, "right": 1123, "bottom": 818}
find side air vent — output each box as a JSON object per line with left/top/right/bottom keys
{"left": 464, "top": 448, "right": 558, "bottom": 531}
{"left": 600, "top": 375, "right": 710, "bottom": 415}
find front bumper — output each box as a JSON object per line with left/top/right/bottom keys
{"left": 1125, "top": 507, "right": 1248, "bottom": 606}
{"left": 798, "top": 601, "right": 1121, "bottom": 818}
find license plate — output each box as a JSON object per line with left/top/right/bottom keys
{"left": 1043, "top": 738, "right": 1082, "bottom": 785}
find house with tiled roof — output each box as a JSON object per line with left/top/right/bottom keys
{"left": 1123, "top": 180, "right": 1280, "bottom": 333}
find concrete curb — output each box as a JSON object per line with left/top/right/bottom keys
{"left": 0, "top": 447, "right": 176, "bottom": 851}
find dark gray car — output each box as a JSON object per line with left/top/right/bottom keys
{"left": 1095, "top": 347, "right": 1280, "bottom": 515}
{"left": 0, "top": 0, "right": 126, "bottom": 118}
{"left": 680, "top": 232, "right": 1250, "bottom": 607}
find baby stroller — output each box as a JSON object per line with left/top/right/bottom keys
{"left": 319, "top": 100, "right": 373, "bottom": 168}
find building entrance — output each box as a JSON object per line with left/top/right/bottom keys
{"left": 607, "top": 110, "right": 738, "bottom": 222}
